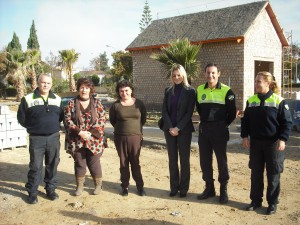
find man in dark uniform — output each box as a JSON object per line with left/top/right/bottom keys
{"left": 196, "top": 63, "right": 236, "bottom": 204}
{"left": 17, "top": 74, "right": 63, "bottom": 204}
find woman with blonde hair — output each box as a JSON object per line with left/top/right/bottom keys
{"left": 241, "top": 71, "right": 292, "bottom": 215}
{"left": 161, "top": 64, "right": 196, "bottom": 197}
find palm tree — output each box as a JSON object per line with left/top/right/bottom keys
{"left": 151, "top": 38, "right": 201, "bottom": 83}
{"left": 59, "top": 49, "right": 79, "bottom": 92}
{"left": 4, "top": 50, "right": 27, "bottom": 101}
{"left": 24, "top": 49, "right": 41, "bottom": 90}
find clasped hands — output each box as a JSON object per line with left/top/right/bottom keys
{"left": 79, "top": 130, "right": 91, "bottom": 140}
{"left": 169, "top": 127, "right": 179, "bottom": 136}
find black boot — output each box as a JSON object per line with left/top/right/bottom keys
{"left": 197, "top": 182, "right": 216, "bottom": 200}
{"left": 219, "top": 182, "right": 228, "bottom": 204}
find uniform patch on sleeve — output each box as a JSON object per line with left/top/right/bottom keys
{"left": 284, "top": 104, "right": 289, "bottom": 110}
{"left": 228, "top": 95, "right": 235, "bottom": 100}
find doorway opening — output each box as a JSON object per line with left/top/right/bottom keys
{"left": 254, "top": 60, "right": 274, "bottom": 91}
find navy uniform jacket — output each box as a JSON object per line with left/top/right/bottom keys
{"left": 241, "top": 90, "right": 292, "bottom": 141}
{"left": 17, "top": 88, "right": 63, "bottom": 135}
{"left": 196, "top": 81, "right": 236, "bottom": 126}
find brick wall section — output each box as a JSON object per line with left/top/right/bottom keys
{"left": 243, "top": 10, "right": 282, "bottom": 109}
{"left": 132, "top": 41, "right": 245, "bottom": 111}
{"left": 132, "top": 49, "right": 170, "bottom": 111}
{"left": 197, "top": 42, "right": 244, "bottom": 110}
{"left": 131, "top": 10, "right": 283, "bottom": 112}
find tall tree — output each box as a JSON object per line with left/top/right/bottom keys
{"left": 90, "top": 52, "right": 110, "bottom": 72}
{"left": 24, "top": 49, "right": 41, "bottom": 90}
{"left": 45, "top": 51, "right": 59, "bottom": 74}
{"left": 3, "top": 50, "right": 27, "bottom": 101}
{"left": 59, "top": 49, "right": 79, "bottom": 92}
{"left": 99, "top": 52, "right": 110, "bottom": 72}
{"left": 111, "top": 51, "right": 132, "bottom": 81}
{"left": 0, "top": 51, "right": 7, "bottom": 74}
{"left": 139, "top": 0, "right": 152, "bottom": 33}
{"left": 27, "top": 20, "right": 40, "bottom": 50}
{"left": 151, "top": 38, "right": 201, "bottom": 83}
{"left": 7, "top": 32, "right": 22, "bottom": 53}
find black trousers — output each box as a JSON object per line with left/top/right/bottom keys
{"left": 249, "top": 139, "right": 284, "bottom": 205}
{"left": 164, "top": 131, "right": 192, "bottom": 193}
{"left": 73, "top": 148, "right": 102, "bottom": 178}
{"left": 26, "top": 132, "right": 60, "bottom": 195}
{"left": 114, "top": 134, "right": 144, "bottom": 190}
{"left": 198, "top": 122, "right": 229, "bottom": 183}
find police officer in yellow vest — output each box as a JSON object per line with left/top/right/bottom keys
{"left": 17, "top": 74, "right": 63, "bottom": 204}
{"left": 241, "top": 71, "right": 292, "bottom": 215}
{"left": 196, "top": 63, "right": 236, "bottom": 204}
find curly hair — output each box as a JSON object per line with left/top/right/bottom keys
{"left": 115, "top": 79, "right": 135, "bottom": 99}
{"left": 76, "top": 78, "right": 95, "bottom": 95}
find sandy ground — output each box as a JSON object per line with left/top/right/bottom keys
{"left": 0, "top": 126, "right": 299, "bottom": 225}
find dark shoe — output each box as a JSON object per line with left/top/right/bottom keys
{"left": 169, "top": 190, "right": 178, "bottom": 197}
{"left": 138, "top": 188, "right": 146, "bottom": 196}
{"left": 245, "top": 202, "right": 262, "bottom": 211}
{"left": 219, "top": 183, "right": 228, "bottom": 204}
{"left": 28, "top": 195, "right": 38, "bottom": 204}
{"left": 266, "top": 204, "right": 277, "bottom": 215}
{"left": 121, "top": 188, "right": 128, "bottom": 196}
{"left": 46, "top": 191, "right": 59, "bottom": 201}
{"left": 219, "top": 192, "right": 228, "bottom": 203}
{"left": 197, "top": 182, "right": 216, "bottom": 200}
{"left": 179, "top": 192, "right": 187, "bottom": 198}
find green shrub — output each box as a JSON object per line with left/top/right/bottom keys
{"left": 52, "top": 78, "right": 69, "bottom": 93}
{"left": 89, "top": 74, "right": 100, "bottom": 86}
{"left": 73, "top": 73, "right": 82, "bottom": 82}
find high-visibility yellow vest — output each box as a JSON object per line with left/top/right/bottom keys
{"left": 247, "top": 93, "right": 283, "bottom": 109}
{"left": 197, "top": 83, "right": 231, "bottom": 105}
{"left": 25, "top": 93, "right": 61, "bottom": 108}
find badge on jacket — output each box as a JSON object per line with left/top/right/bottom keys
{"left": 228, "top": 95, "right": 235, "bottom": 101}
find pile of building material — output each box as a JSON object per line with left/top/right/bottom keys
{"left": 0, "top": 105, "right": 27, "bottom": 151}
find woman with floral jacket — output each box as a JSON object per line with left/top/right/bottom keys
{"left": 64, "top": 78, "right": 107, "bottom": 196}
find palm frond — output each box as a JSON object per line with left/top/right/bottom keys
{"left": 150, "top": 38, "right": 201, "bottom": 80}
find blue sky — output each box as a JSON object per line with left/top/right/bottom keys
{"left": 0, "top": 0, "right": 299, "bottom": 69}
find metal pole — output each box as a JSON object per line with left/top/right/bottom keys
{"left": 295, "top": 55, "right": 298, "bottom": 83}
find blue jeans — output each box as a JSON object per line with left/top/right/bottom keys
{"left": 26, "top": 132, "right": 60, "bottom": 195}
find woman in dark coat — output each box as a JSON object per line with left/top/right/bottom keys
{"left": 161, "top": 64, "right": 196, "bottom": 198}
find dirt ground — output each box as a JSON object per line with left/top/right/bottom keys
{"left": 0, "top": 129, "right": 299, "bottom": 225}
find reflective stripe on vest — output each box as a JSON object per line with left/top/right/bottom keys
{"left": 197, "top": 83, "right": 230, "bottom": 105}
{"left": 25, "top": 93, "right": 61, "bottom": 108}
{"left": 247, "top": 93, "right": 283, "bottom": 109}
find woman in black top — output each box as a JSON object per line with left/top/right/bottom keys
{"left": 241, "top": 71, "right": 292, "bottom": 215}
